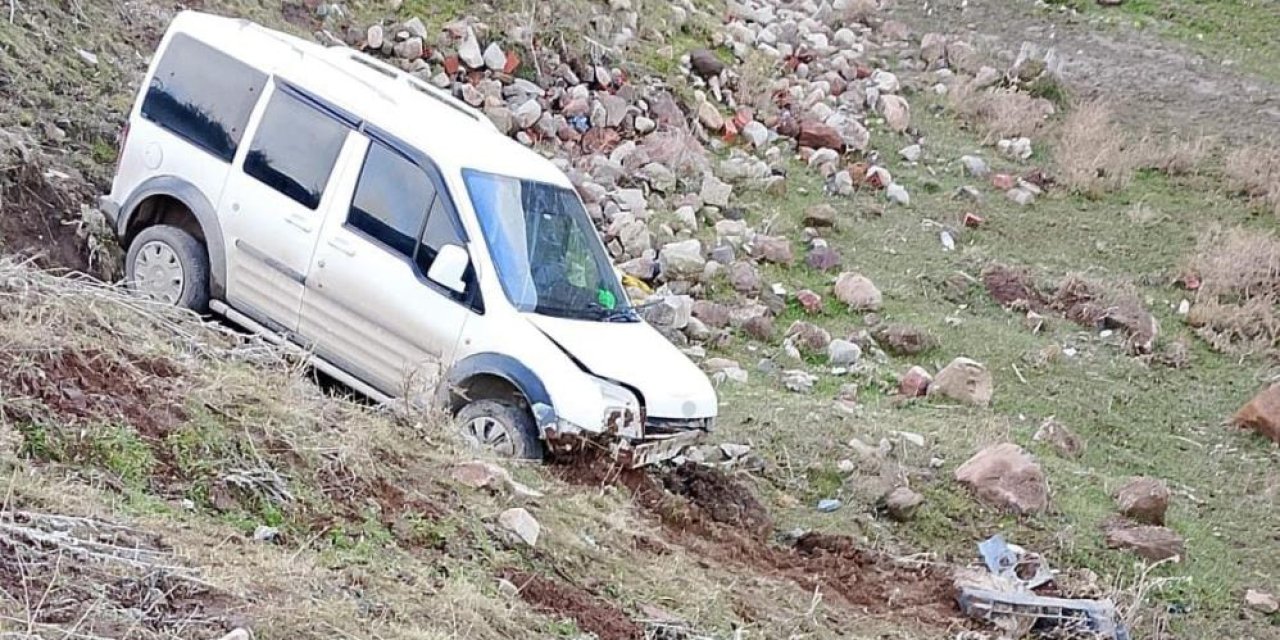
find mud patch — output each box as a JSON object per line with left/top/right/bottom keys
{"left": 982, "top": 263, "right": 1045, "bottom": 309}
{"left": 0, "top": 347, "right": 188, "bottom": 440}
{"left": 0, "top": 138, "right": 97, "bottom": 274}
{"left": 1049, "top": 276, "right": 1159, "bottom": 354}
{"left": 661, "top": 461, "right": 774, "bottom": 541}
{"left": 553, "top": 453, "right": 960, "bottom": 628}
{"left": 499, "top": 568, "right": 644, "bottom": 640}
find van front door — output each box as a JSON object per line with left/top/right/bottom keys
{"left": 219, "top": 81, "right": 355, "bottom": 333}
{"left": 299, "top": 135, "right": 475, "bottom": 399}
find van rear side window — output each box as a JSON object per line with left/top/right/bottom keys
{"left": 141, "top": 33, "right": 266, "bottom": 162}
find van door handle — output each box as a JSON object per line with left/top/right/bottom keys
{"left": 327, "top": 237, "right": 356, "bottom": 256}
{"left": 285, "top": 214, "right": 313, "bottom": 232}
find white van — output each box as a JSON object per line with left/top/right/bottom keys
{"left": 101, "top": 12, "right": 717, "bottom": 466}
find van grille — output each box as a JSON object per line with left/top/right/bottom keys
{"left": 644, "top": 417, "right": 713, "bottom": 438}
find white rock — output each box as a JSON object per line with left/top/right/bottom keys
{"left": 900, "top": 144, "right": 922, "bottom": 162}
{"left": 700, "top": 174, "right": 733, "bottom": 207}
{"left": 458, "top": 29, "right": 484, "bottom": 68}
{"left": 498, "top": 508, "right": 540, "bottom": 547}
{"left": 366, "top": 25, "right": 385, "bottom": 50}
{"left": 960, "top": 155, "right": 989, "bottom": 177}
{"left": 886, "top": 182, "right": 910, "bottom": 206}
{"left": 514, "top": 99, "right": 542, "bottom": 129}
{"left": 827, "top": 339, "right": 862, "bottom": 366}
{"left": 871, "top": 70, "right": 900, "bottom": 93}
{"left": 634, "top": 115, "right": 656, "bottom": 134}
{"left": 659, "top": 239, "right": 707, "bottom": 280}
{"left": 742, "top": 121, "right": 770, "bottom": 148}
{"left": 483, "top": 43, "right": 507, "bottom": 71}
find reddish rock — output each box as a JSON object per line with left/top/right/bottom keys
{"left": 1115, "top": 477, "right": 1171, "bottom": 526}
{"left": 874, "top": 324, "right": 938, "bottom": 356}
{"left": 786, "top": 320, "right": 831, "bottom": 354}
{"left": 834, "top": 272, "right": 882, "bottom": 311}
{"left": 691, "top": 300, "right": 732, "bottom": 328}
{"left": 797, "top": 120, "right": 845, "bottom": 152}
{"left": 1233, "top": 384, "right": 1280, "bottom": 444}
{"left": 752, "top": 235, "right": 794, "bottom": 265}
{"left": 991, "top": 173, "right": 1016, "bottom": 190}
{"left": 796, "top": 289, "right": 822, "bottom": 314}
{"left": 963, "top": 213, "right": 985, "bottom": 228}
{"left": 503, "top": 51, "right": 521, "bottom": 74}
{"left": 899, "top": 366, "right": 932, "bottom": 397}
{"left": 581, "top": 127, "right": 621, "bottom": 153}
{"left": 442, "top": 55, "right": 461, "bottom": 76}
{"left": 1105, "top": 523, "right": 1185, "bottom": 562}
{"left": 954, "top": 443, "right": 1049, "bottom": 514}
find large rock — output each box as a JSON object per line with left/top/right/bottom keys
{"left": 920, "top": 33, "right": 947, "bottom": 64}
{"left": 806, "top": 245, "right": 843, "bottom": 272}
{"left": 827, "top": 339, "right": 862, "bottom": 366}
{"left": 728, "top": 260, "right": 762, "bottom": 294}
{"left": 880, "top": 94, "right": 911, "bottom": 133}
{"left": 498, "top": 507, "right": 540, "bottom": 547}
{"left": 1115, "top": 477, "right": 1171, "bottom": 526}
{"left": 803, "top": 204, "right": 838, "bottom": 228}
{"left": 483, "top": 42, "right": 506, "bottom": 71}
{"left": 1233, "top": 383, "right": 1280, "bottom": 444}
{"left": 752, "top": 235, "right": 793, "bottom": 265}
{"left": 689, "top": 48, "right": 726, "bottom": 77}
{"left": 954, "top": 443, "right": 1049, "bottom": 514}
{"left": 1246, "top": 590, "right": 1279, "bottom": 614}
{"left": 691, "top": 300, "right": 731, "bottom": 328}
{"left": 929, "top": 357, "right": 993, "bottom": 406}
{"left": 700, "top": 174, "right": 733, "bottom": 207}
{"left": 882, "top": 487, "right": 924, "bottom": 522}
{"left": 696, "top": 100, "right": 724, "bottom": 131}
{"left": 393, "top": 37, "right": 424, "bottom": 60}
{"left": 1105, "top": 524, "right": 1184, "bottom": 562}
{"left": 458, "top": 29, "right": 484, "bottom": 68}
{"left": 899, "top": 366, "right": 932, "bottom": 397}
{"left": 834, "top": 272, "right": 882, "bottom": 311}
{"left": 797, "top": 120, "right": 845, "bottom": 152}
{"left": 874, "top": 324, "right": 937, "bottom": 356}
{"left": 658, "top": 239, "right": 706, "bottom": 280}
{"left": 786, "top": 320, "right": 832, "bottom": 355}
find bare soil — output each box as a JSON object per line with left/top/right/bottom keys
{"left": 554, "top": 454, "right": 962, "bottom": 630}
{"left": 498, "top": 568, "right": 645, "bottom": 640}
{"left": 889, "top": 0, "right": 1280, "bottom": 142}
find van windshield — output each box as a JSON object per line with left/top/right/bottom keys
{"left": 465, "top": 170, "right": 636, "bottom": 322}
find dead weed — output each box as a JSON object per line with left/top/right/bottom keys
{"left": 948, "top": 84, "right": 1055, "bottom": 144}
{"left": 1054, "top": 100, "right": 1140, "bottom": 197}
{"left": 1186, "top": 226, "right": 1280, "bottom": 354}
{"left": 1224, "top": 143, "right": 1280, "bottom": 216}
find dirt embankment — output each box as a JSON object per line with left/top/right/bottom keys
{"left": 553, "top": 452, "right": 961, "bottom": 633}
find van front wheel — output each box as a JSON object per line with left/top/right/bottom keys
{"left": 126, "top": 225, "right": 210, "bottom": 312}
{"left": 456, "top": 399, "right": 545, "bottom": 461}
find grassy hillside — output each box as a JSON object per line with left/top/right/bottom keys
{"left": 1, "top": 0, "right": 1279, "bottom": 638}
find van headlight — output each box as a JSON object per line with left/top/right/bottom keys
{"left": 594, "top": 377, "right": 643, "bottom": 438}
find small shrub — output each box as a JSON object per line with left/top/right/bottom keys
{"left": 948, "top": 84, "right": 1055, "bottom": 144}
{"left": 1224, "top": 144, "right": 1280, "bottom": 216}
{"left": 1186, "top": 226, "right": 1280, "bottom": 354}
{"left": 1054, "top": 99, "right": 1138, "bottom": 197}
{"left": 1136, "top": 133, "right": 1215, "bottom": 177}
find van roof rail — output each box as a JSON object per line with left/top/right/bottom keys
{"left": 324, "top": 48, "right": 496, "bottom": 130}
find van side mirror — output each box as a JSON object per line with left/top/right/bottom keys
{"left": 427, "top": 244, "right": 469, "bottom": 294}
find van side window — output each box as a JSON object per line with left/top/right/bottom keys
{"left": 243, "top": 89, "right": 347, "bottom": 210}
{"left": 348, "top": 143, "right": 435, "bottom": 257}
{"left": 140, "top": 33, "right": 266, "bottom": 162}
{"left": 416, "top": 196, "right": 464, "bottom": 275}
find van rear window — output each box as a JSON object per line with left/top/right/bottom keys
{"left": 141, "top": 33, "right": 266, "bottom": 162}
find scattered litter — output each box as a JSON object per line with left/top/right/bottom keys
{"left": 816, "top": 498, "right": 842, "bottom": 512}
{"left": 957, "top": 535, "right": 1129, "bottom": 639}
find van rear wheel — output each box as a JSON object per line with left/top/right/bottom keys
{"left": 456, "top": 399, "right": 544, "bottom": 461}
{"left": 126, "top": 225, "right": 210, "bottom": 312}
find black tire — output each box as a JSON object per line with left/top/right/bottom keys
{"left": 456, "top": 399, "right": 545, "bottom": 461}
{"left": 125, "top": 225, "right": 210, "bottom": 312}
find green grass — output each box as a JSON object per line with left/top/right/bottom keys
{"left": 1065, "top": 0, "right": 1280, "bottom": 83}
{"left": 697, "top": 93, "right": 1280, "bottom": 636}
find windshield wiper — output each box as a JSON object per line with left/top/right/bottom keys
{"left": 587, "top": 301, "right": 637, "bottom": 323}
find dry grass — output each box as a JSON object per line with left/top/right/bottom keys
{"left": 947, "top": 84, "right": 1055, "bottom": 144}
{"left": 1186, "top": 226, "right": 1280, "bottom": 354}
{"left": 1224, "top": 143, "right": 1280, "bottom": 216}
{"left": 1053, "top": 99, "right": 1140, "bottom": 198}
{"left": 1135, "top": 133, "right": 1216, "bottom": 177}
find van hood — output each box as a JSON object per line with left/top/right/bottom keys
{"left": 523, "top": 314, "right": 717, "bottom": 420}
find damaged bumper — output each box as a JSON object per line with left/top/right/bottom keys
{"left": 537, "top": 403, "right": 711, "bottom": 467}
